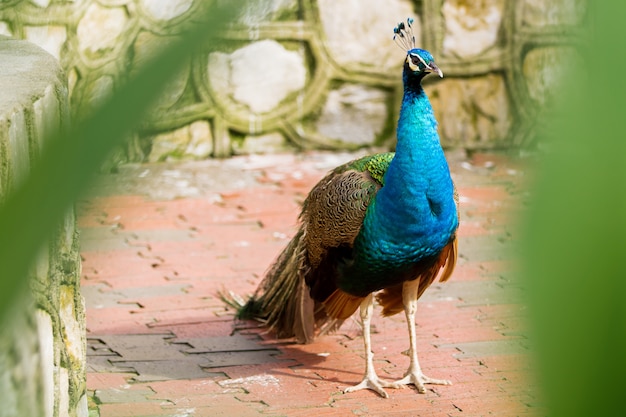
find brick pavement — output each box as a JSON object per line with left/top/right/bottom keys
{"left": 79, "top": 151, "right": 542, "bottom": 417}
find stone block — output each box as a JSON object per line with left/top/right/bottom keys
{"left": 185, "top": 120, "right": 213, "bottom": 158}
{"left": 57, "top": 209, "right": 77, "bottom": 256}
{"left": 60, "top": 286, "right": 86, "bottom": 374}
{"left": 521, "top": 0, "right": 587, "bottom": 27}
{"left": 442, "top": 0, "right": 504, "bottom": 59}
{"left": 235, "top": 131, "right": 290, "bottom": 154}
{"left": 429, "top": 74, "right": 511, "bottom": 148}
{"left": 315, "top": 84, "right": 389, "bottom": 146}
{"left": 139, "top": 0, "right": 193, "bottom": 21}
{"left": 0, "top": 38, "right": 66, "bottom": 114}
{"left": 31, "top": 0, "right": 51, "bottom": 7}
{"left": 82, "top": 75, "right": 115, "bottom": 109}
{"left": 59, "top": 367, "right": 70, "bottom": 417}
{"left": 132, "top": 31, "right": 188, "bottom": 111}
{"left": 67, "top": 68, "right": 78, "bottom": 99}
{"left": 208, "top": 40, "right": 306, "bottom": 114}
{"left": 523, "top": 46, "right": 584, "bottom": 107}
{"left": 148, "top": 120, "right": 213, "bottom": 162}
{"left": 33, "top": 245, "right": 50, "bottom": 282}
{"left": 31, "top": 85, "right": 61, "bottom": 159}
{"left": 0, "top": 22, "right": 11, "bottom": 36}
{"left": 76, "top": 395, "right": 89, "bottom": 417}
{"left": 236, "top": 0, "right": 298, "bottom": 25}
{"left": 76, "top": 3, "right": 128, "bottom": 60}
{"left": 318, "top": 0, "right": 416, "bottom": 70}
{"left": 24, "top": 25, "right": 67, "bottom": 59}
{"left": 36, "top": 310, "right": 55, "bottom": 417}
{"left": 0, "top": 301, "right": 45, "bottom": 417}
{"left": 7, "top": 108, "right": 29, "bottom": 190}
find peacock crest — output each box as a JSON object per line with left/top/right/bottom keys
{"left": 393, "top": 18, "right": 417, "bottom": 52}
{"left": 394, "top": 18, "right": 443, "bottom": 78}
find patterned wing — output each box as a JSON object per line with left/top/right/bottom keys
{"left": 299, "top": 153, "right": 394, "bottom": 313}
{"left": 301, "top": 153, "right": 393, "bottom": 268}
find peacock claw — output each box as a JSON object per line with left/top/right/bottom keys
{"left": 394, "top": 371, "right": 451, "bottom": 394}
{"left": 344, "top": 376, "right": 402, "bottom": 398}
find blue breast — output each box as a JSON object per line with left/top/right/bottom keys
{"left": 336, "top": 73, "right": 457, "bottom": 297}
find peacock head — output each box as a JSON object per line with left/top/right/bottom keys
{"left": 393, "top": 18, "right": 443, "bottom": 79}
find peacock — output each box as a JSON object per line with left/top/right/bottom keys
{"left": 233, "top": 18, "right": 459, "bottom": 398}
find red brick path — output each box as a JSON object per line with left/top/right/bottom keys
{"left": 79, "top": 151, "right": 542, "bottom": 416}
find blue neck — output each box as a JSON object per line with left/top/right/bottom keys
{"left": 360, "top": 69, "right": 457, "bottom": 256}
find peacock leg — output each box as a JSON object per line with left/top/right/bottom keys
{"left": 394, "top": 279, "right": 451, "bottom": 393}
{"left": 344, "top": 293, "right": 400, "bottom": 398}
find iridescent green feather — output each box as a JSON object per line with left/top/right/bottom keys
{"left": 337, "top": 152, "right": 395, "bottom": 186}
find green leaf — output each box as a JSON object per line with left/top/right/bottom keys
{"left": 523, "top": 4, "right": 626, "bottom": 416}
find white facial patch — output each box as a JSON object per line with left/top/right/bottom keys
{"left": 406, "top": 55, "right": 419, "bottom": 71}
{"left": 407, "top": 52, "right": 429, "bottom": 72}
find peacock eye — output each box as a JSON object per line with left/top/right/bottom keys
{"left": 407, "top": 54, "right": 422, "bottom": 71}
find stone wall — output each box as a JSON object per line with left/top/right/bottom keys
{"left": 0, "top": 37, "right": 86, "bottom": 417}
{"left": 0, "top": 0, "right": 586, "bottom": 161}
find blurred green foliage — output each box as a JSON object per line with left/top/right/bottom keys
{"left": 524, "top": 3, "right": 626, "bottom": 416}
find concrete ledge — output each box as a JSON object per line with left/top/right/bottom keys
{"left": 0, "top": 36, "right": 65, "bottom": 115}
{"left": 0, "top": 36, "right": 85, "bottom": 417}
{"left": 0, "top": 36, "right": 68, "bottom": 194}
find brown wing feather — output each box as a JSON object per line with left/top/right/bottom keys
{"left": 300, "top": 168, "right": 381, "bottom": 317}
{"left": 301, "top": 169, "right": 379, "bottom": 267}
{"left": 323, "top": 289, "right": 365, "bottom": 320}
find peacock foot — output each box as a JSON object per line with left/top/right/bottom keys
{"left": 394, "top": 370, "right": 451, "bottom": 394}
{"left": 344, "top": 375, "right": 402, "bottom": 399}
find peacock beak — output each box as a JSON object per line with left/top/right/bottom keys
{"left": 428, "top": 63, "right": 443, "bottom": 78}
